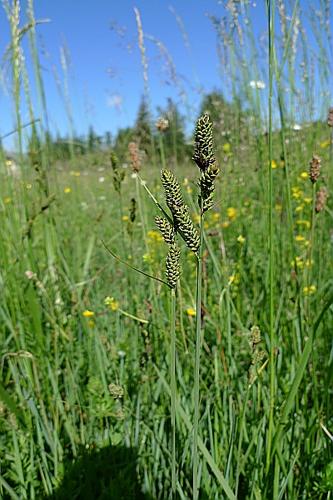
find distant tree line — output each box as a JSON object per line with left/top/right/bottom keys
{"left": 25, "top": 91, "right": 250, "bottom": 165}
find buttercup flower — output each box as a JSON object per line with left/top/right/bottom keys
{"left": 186, "top": 307, "right": 196, "bottom": 317}
{"left": 83, "top": 310, "right": 94, "bottom": 318}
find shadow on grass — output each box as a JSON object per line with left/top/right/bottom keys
{"left": 47, "top": 445, "right": 153, "bottom": 500}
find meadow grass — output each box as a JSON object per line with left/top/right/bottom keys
{"left": 0, "top": 1, "right": 333, "bottom": 499}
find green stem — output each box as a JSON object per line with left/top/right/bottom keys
{"left": 266, "top": 0, "right": 276, "bottom": 475}
{"left": 305, "top": 183, "right": 317, "bottom": 319}
{"left": 235, "top": 385, "right": 250, "bottom": 496}
{"left": 193, "top": 211, "right": 204, "bottom": 500}
{"left": 159, "top": 134, "right": 166, "bottom": 171}
{"left": 170, "top": 287, "right": 177, "bottom": 497}
{"left": 135, "top": 176, "right": 147, "bottom": 249}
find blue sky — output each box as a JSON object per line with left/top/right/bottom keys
{"left": 0, "top": 1, "right": 331, "bottom": 148}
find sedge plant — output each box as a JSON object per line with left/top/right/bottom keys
{"left": 154, "top": 113, "right": 219, "bottom": 497}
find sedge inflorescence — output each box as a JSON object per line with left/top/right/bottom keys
{"left": 155, "top": 114, "right": 219, "bottom": 289}
{"left": 192, "top": 114, "right": 220, "bottom": 213}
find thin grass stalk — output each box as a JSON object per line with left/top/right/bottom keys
{"left": 275, "top": 89, "right": 303, "bottom": 346}
{"left": 170, "top": 287, "right": 177, "bottom": 497}
{"left": 193, "top": 207, "right": 204, "bottom": 500}
{"left": 135, "top": 175, "right": 148, "bottom": 248}
{"left": 305, "top": 182, "right": 317, "bottom": 317}
{"left": 158, "top": 133, "right": 167, "bottom": 170}
{"left": 266, "top": 0, "right": 276, "bottom": 475}
{"left": 27, "top": 0, "right": 50, "bottom": 132}
{"left": 235, "top": 385, "right": 250, "bottom": 496}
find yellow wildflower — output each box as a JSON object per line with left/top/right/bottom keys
{"left": 299, "top": 171, "right": 309, "bottom": 180}
{"left": 296, "top": 220, "right": 311, "bottom": 229}
{"left": 186, "top": 186, "right": 193, "bottom": 194}
{"left": 275, "top": 204, "right": 282, "bottom": 212}
{"left": 193, "top": 213, "right": 200, "bottom": 224}
{"left": 64, "top": 187, "right": 71, "bottom": 194}
{"left": 295, "top": 205, "right": 304, "bottom": 212}
{"left": 211, "top": 212, "right": 220, "bottom": 222}
{"left": 147, "top": 230, "right": 163, "bottom": 243}
{"left": 143, "top": 253, "right": 154, "bottom": 264}
{"left": 271, "top": 160, "right": 278, "bottom": 169}
{"left": 186, "top": 307, "right": 196, "bottom": 317}
{"left": 303, "top": 197, "right": 312, "bottom": 204}
{"left": 26, "top": 183, "right": 32, "bottom": 190}
{"left": 291, "top": 256, "right": 304, "bottom": 269}
{"left": 320, "top": 140, "right": 331, "bottom": 149}
{"left": 292, "top": 187, "right": 303, "bottom": 199}
{"left": 4, "top": 196, "right": 11, "bottom": 204}
{"left": 104, "top": 296, "right": 119, "bottom": 311}
{"left": 122, "top": 215, "right": 129, "bottom": 222}
{"left": 227, "top": 207, "right": 237, "bottom": 220}
{"left": 303, "top": 285, "right": 316, "bottom": 295}
{"left": 222, "top": 221, "right": 230, "bottom": 228}
{"left": 83, "top": 310, "right": 94, "bottom": 318}
{"left": 223, "top": 143, "right": 231, "bottom": 154}
{"left": 228, "top": 273, "right": 240, "bottom": 286}
{"left": 295, "top": 235, "right": 306, "bottom": 242}
{"left": 237, "top": 235, "right": 246, "bottom": 244}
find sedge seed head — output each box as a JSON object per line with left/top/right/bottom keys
{"left": 165, "top": 243, "right": 181, "bottom": 289}
{"left": 309, "top": 155, "right": 321, "bottom": 184}
{"left": 155, "top": 216, "right": 175, "bottom": 245}
{"left": 192, "top": 113, "right": 216, "bottom": 172}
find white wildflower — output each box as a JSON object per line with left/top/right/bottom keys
{"left": 249, "top": 80, "right": 266, "bottom": 90}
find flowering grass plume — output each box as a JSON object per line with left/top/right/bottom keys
{"left": 192, "top": 114, "right": 219, "bottom": 213}
{"left": 110, "top": 152, "right": 125, "bottom": 193}
{"left": 309, "top": 155, "right": 321, "bottom": 184}
{"left": 161, "top": 169, "right": 200, "bottom": 253}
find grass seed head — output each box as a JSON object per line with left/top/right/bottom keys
{"left": 192, "top": 113, "right": 219, "bottom": 212}
{"left": 156, "top": 117, "right": 169, "bottom": 132}
{"left": 165, "top": 243, "right": 181, "bottom": 289}
{"left": 110, "top": 152, "right": 125, "bottom": 192}
{"left": 192, "top": 113, "right": 216, "bottom": 172}
{"left": 171, "top": 203, "right": 200, "bottom": 253}
{"left": 155, "top": 216, "right": 175, "bottom": 244}
{"left": 161, "top": 169, "right": 183, "bottom": 209}
{"left": 327, "top": 107, "right": 333, "bottom": 127}
{"left": 315, "top": 186, "right": 328, "bottom": 213}
{"left": 161, "top": 169, "right": 200, "bottom": 252}
{"left": 309, "top": 154, "right": 321, "bottom": 183}
{"left": 130, "top": 198, "right": 137, "bottom": 223}
{"left": 128, "top": 141, "right": 142, "bottom": 172}
{"left": 199, "top": 163, "right": 220, "bottom": 213}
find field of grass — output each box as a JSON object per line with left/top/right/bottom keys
{"left": 0, "top": 1, "right": 333, "bottom": 499}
